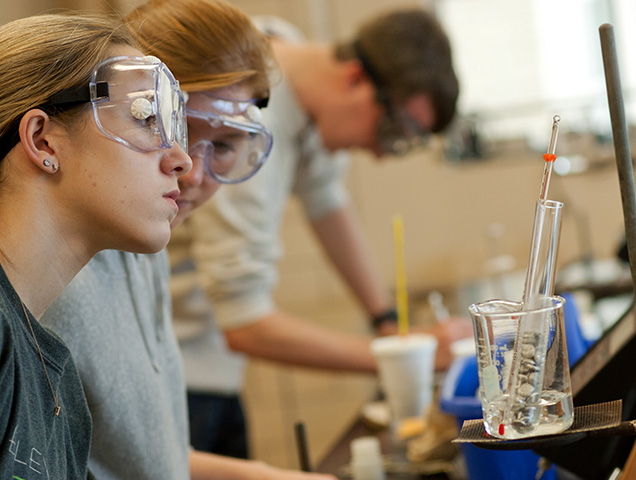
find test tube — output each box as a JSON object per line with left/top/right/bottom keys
{"left": 504, "top": 199, "right": 563, "bottom": 435}
{"left": 522, "top": 200, "right": 564, "bottom": 303}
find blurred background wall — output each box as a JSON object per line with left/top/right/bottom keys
{"left": 3, "top": 0, "right": 635, "bottom": 470}
{"left": 4, "top": 0, "right": 634, "bottom": 303}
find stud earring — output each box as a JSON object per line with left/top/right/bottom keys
{"left": 42, "top": 158, "right": 59, "bottom": 173}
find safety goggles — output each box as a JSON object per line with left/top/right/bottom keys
{"left": 376, "top": 107, "right": 430, "bottom": 157}
{"left": 45, "top": 55, "right": 187, "bottom": 153}
{"left": 185, "top": 93, "right": 273, "bottom": 184}
{"left": 353, "top": 42, "right": 429, "bottom": 156}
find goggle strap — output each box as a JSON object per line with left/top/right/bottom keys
{"left": 46, "top": 82, "right": 109, "bottom": 108}
{"left": 352, "top": 41, "right": 391, "bottom": 108}
{"left": 1, "top": 82, "right": 112, "bottom": 160}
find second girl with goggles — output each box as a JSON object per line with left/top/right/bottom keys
{"left": 186, "top": 92, "right": 273, "bottom": 184}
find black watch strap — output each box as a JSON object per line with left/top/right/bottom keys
{"left": 370, "top": 309, "right": 398, "bottom": 330}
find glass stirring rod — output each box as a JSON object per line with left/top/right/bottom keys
{"left": 524, "top": 115, "right": 562, "bottom": 303}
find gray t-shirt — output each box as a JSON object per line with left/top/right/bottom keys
{"left": 41, "top": 250, "right": 189, "bottom": 480}
{"left": 0, "top": 263, "right": 92, "bottom": 479}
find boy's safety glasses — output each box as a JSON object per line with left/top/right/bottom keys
{"left": 353, "top": 42, "right": 429, "bottom": 157}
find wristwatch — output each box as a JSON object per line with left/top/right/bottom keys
{"left": 370, "top": 308, "right": 398, "bottom": 330}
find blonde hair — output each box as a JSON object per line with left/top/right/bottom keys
{"left": 125, "top": 0, "right": 275, "bottom": 100}
{"left": 0, "top": 14, "right": 139, "bottom": 159}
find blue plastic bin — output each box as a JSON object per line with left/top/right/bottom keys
{"left": 560, "top": 292, "right": 590, "bottom": 365}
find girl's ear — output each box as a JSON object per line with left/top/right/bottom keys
{"left": 19, "top": 109, "right": 60, "bottom": 174}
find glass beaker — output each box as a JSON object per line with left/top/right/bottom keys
{"left": 469, "top": 296, "right": 573, "bottom": 440}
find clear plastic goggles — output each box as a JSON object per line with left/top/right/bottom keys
{"left": 46, "top": 55, "right": 187, "bottom": 153}
{"left": 186, "top": 93, "right": 273, "bottom": 184}
{"left": 377, "top": 107, "right": 430, "bottom": 157}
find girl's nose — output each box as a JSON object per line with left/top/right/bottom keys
{"left": 162, "top": 144, "right": 193, "bottom": 178}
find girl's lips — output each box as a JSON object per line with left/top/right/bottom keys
{"left": 164, "top": 189, "right": 180, "bottom": 201}
{"left": 164, "top": 189, "right": 180, "bottom": 211}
